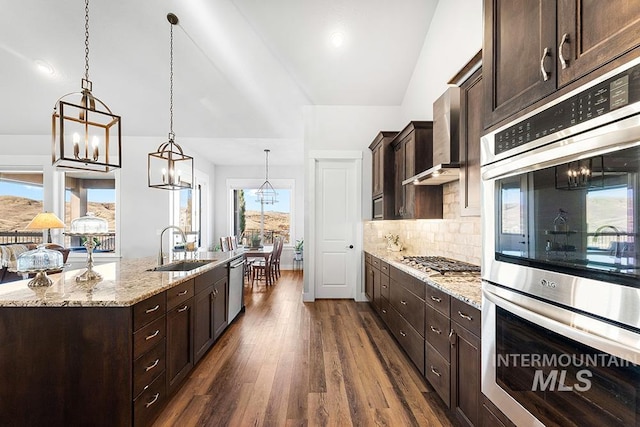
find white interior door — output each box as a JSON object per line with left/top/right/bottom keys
{"left": 315, "top": 159, "right": 357, "bottom": 299}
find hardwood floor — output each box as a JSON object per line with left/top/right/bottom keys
{"left": 152, "top": 270, "right": 455, "bottom": 426}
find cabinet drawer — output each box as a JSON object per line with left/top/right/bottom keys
{"left": 133, "top": 339, "right": 166, "bottom": 399}
{"left": 451, "top": 298, "right": 481, "bottom": 337}
{"left": 365, "top": 252, "right": 372, "bottom": 264}
{"left": 427, "top": 285, "right": 450, "bottom": 316}
{"left": 388, "top": 306, "right": 425, "bottom": 375}
{"left": 390, "top": 267, "right": 426, "bottom": 300}
{"left": 378, "top": 298, "right": 390, "bottom": 326}
{"left": 194, "top": 269, "right": 216, "bottom": 294}
{"left": 380, "top": 274, "right": 390, "bottom": 300}
{"left": 133, "top": 292, "right": 166, "bottom": 331}
{"left": 371, "top": 256, "right": 381, "bottom": 269}
{"left": 133, "top": 372, "right": 166, "bottom": 427}
{"left": 167, "top": 279, "right": 195, "bottom": 310}
{"left": 426, "top": 306, "right": 451, "bottom": 361}
{"left": 426, "top": 342, "right": 451, "bottom": 407}
{"left": 134, "top": 316, "right": 166, "bottom": 359}
{"left": 389, "top": 282, "right": 425, "bottom": 337}
{"left": 380, "top": 260, "right": 390, "bottom": 276}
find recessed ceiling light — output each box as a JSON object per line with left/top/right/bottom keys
{"left": 34, "top": 59, "right": 54, "bottom": 76}
{"left": 330, "top": 32, "right": 345, "bottom": 48}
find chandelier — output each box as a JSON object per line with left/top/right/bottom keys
{"left": 555, "top": 156, "right": 604, "bottom": 190}
{"left": 256, "top": 149, "right": 278, "bottom": 204}
{"left": 148, "top": 13, "right": 193, "bottom": 190}
{"left": 52, "top": 0, "right": 122, "bottom": 172}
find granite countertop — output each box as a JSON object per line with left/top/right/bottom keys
{"left": 0, "top": 250, "right": 244, "bottom": 308}
{"left": 366, "top": 249, "right": 482, "bottom": 309}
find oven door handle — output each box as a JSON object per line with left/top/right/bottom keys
{"left": 483, "top": 288, "right": 640, "bottom": 361}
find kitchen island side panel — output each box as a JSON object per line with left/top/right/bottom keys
{"left": 0, "top": 306, "right": 132, "bottom": 426}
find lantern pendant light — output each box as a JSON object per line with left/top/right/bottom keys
{"left": 148, "top": 13, "right": 193, "bottom": 190}
{"left": 256, "top": 149, "right": 278, "bottom": 204}
{"left": 52, "top": 0, "right": 122, "bottom": 172}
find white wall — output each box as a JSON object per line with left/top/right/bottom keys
{"left": 400, "top": 0, "right": 483, "bottom": 122}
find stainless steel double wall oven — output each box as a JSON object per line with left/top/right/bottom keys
{"left": 481, "top": 57, "right": 640, "bottom": 426}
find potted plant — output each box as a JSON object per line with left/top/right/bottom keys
{"left": 294, "top": 238, "right": 303, "bottom": 260}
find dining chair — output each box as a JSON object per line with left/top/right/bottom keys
{"left": 272, "top": 237, "right": 283, "bottom": 280}
{"left": 251, "top": 251, "right": 273, "bottom": 286}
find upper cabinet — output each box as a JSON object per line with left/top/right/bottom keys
{"left": 392, "top": 122, "right": 443, "bottom": 220}
{"left": 369, "top": 131, "right": 398, "bottom": 220}
{"left": 484, "top": 0, "right": 640, "bottom": 128}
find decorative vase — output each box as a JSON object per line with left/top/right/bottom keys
{"left": 389, "top": 243, "right": 403, "bottom": 252}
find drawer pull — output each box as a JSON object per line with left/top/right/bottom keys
{"left": 430, "top": 366, "right": 441, "bottom": 377}
{"left": 145, "top": 304, "right": 160, "bottom": 314}
{"left": 177, "top": 289, "right": 189, "bottom": 296}
{"left": 400, "top": 300, "right": 407, "bottom": 305}
{"left": 145, "top": 358, "right": 160, "bottom": 372}
{"left": 145, "top": 393, "right": 160, "bottom": 408}
{"left": 177, "top": 305, "right": 189, "bottom": 313}
{"left": 458, "top": 311, "right": 473, "bottom": 321}
{"left": 399, "top": 330, "right": 407, "bottom": 337}
{"left": 382, "top": 284, "right": 387, "bottom": 289}
{"left": 430, "top": 325, "right": 441, "bottom": 334}
{"left": 430, "top": 296, "right": 441, "bottom": 303}
{"left": 381, "top": 309, "right": 387, "bottom": 314}
{"left": 145, "top": 330, "right": 160, "bottom": 341}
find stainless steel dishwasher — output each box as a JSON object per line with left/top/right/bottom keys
{"left": 228, "top": 257, "right": 245, "bottom": 321}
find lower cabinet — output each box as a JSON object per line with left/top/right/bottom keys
{"left": 212, "top": 275, "right": 228, "bottom": 339}
{"left": 166, "top": 297, "right": 194, "bottom": 394}
{"left": 481, "top": 394, "right": 516, "bottom": 427}
{"left": 364, "top": 255, "right": 483, "bottom": 426}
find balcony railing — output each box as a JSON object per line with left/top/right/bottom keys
{"left": 0, "top": 231, "right": 43, "bottom": 245}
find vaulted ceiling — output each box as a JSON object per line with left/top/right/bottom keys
{"left": 0, "top": 0, "right": 437, "bottom": 165}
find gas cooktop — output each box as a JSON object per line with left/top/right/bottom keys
{"left": 402, "top": 256, "right": 481, "bottom": 274}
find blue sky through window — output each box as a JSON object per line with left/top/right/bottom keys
{"left": 244, "top": 189, "right": 290, "bottom": 212}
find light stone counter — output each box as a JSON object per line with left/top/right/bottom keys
{"left": 366, "top": 249, "right": 482, "bottom": 309}
{"left": 0, "top": 250, "right": 244, "bottom": 308}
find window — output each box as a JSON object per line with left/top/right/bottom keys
{"left": 232, "top": 188, "right": 291, "bottom": 245}
{"left": 64, "top": 171, "right": 117, "bottom": 253}
{"left": 0, "top": 170, "right": 45, "bottom": 244}
{"left": 174, "top": 185, "right": 202, "bottom": 249}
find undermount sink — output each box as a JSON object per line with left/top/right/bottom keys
{"left": 147, "top": 259, "right": 216, "bottom": 272}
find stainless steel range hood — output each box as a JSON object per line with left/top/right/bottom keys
{"left": 404, "top": 86, "right": 461, "bottom": 186}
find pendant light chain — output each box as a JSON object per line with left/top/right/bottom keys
{"left": 84, "top": 0, "right": 90, "bottom": 82}
{"left": 169, "top": 21, "right": 174, "bottom": 140}
{"left": 265, "top": 149, "right": 269, "bottom": 180}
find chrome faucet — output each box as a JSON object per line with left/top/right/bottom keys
{"left": 592, "top": 225, "right": 622, "bottom": 258}
{"left": 158, "top": 226, "right": 187, "bottom": 266}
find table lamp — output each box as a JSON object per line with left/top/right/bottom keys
{"left": 26, "top": 212, "right": 65, "bottom": 243}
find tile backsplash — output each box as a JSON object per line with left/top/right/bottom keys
{"left": 364, "top": 181, "right": 482, "bottom": 265}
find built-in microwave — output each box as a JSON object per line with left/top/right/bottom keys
{"left": 480, "top": 56, "right": 640, "bottom": 425}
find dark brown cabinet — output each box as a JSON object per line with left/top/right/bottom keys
{"left": 194, "top": 264, "right": 228, "bottom": 364}
{"left": 364, "top": 252, "right": 374, "bottom": 301}
{"left": 450, "top": 299, "right": 481, "bottom": 427}
{"left": 425, "top": 285, "right": 451, "bottom": 407}
{"left": 457, "top": 55, "right": 482, "bottom": 217}
{"left": 166, "top": 279, "right": 195, "bottom": 394}
{"left": 365, "top": 253, "right": 389, "bottom": 315}
{"left": 369, "top": 131, "right": 397, "bottom": 220}
{"left": 481, "top": 394, "right": 516, "bottom": 427}
{"left": 392, "top": 121, "right": 443, "bottom": 219}
{"left": 484, "top": 0, "right": 640, "bottom": 128}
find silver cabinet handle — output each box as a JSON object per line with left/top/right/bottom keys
{"left": 177, "top": 305, "right": 189, "bottom": 313}
{"left": 400, "top": 300, "right": 407, "bottom": 305}
{"left": 430, "top": 296, "right": 441, "bottom": 303}
{"left": 382, "top": 284, "right": 388, "bottom": 289}
{"left": 145, "top": 330, "right": 160, "bottom": 341}
{"left": 177, "top": 290, "right": 188, "bottom": 296}
{"left": 145, "top": 304, "right": 160, "bottom": 314}
{"left": 540, "top": 47, "right": 550, "bottom": 81}
{"left": 430, "top": 366, "right": 441, "bottom": 377}
{"left": 430, "top": 325, "right": 441, "bottom": 334}
{"left": 558, "top": 33, "right": 569, "bottom": 69}
{"left": 399, "top": 330, "right": 407, "bottom": 337}
{"left": 458, "top": 311, "right": 473, "bottom": 321}
{"left": 145, "top": 393, "right": 160, "bottom": 408}
{"left": 145, "top": 358, "right": 160, "bottom": 372}
{"left": 381, "top": 309, "right": 387, "bottom": 314}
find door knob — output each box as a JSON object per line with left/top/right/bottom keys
{"left": 348, "top": 245, "right": 354, "bottom": 249}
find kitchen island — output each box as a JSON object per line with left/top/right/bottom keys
{"left": 0, "top": 250, "right": 244, "bottom": 427}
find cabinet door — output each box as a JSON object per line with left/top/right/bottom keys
{"left": 213, "top": 277, "right": 228, "bottom": 340}
{"left": 194, "top": 285, "right": 215, "bottom": 364}
{"left": 459, "top": 67, "right": 482, "bottom": 217}
{"left": 166, "top": 297, "right": 194, "bottom": 393}
{"left": 372, "top": 143, "right": 382, "bottom": 197}
{"left": 393, "top": 142, "right": 405, "bottom": 218}
{"left": 484, "top": 0, "right": 556, "bottom": 127}
{"left": 365, "top": 260, "right": 374, "bottom": 302}
{"left": 450, "top": 321, "right": 481, "bottom": 427}
{"left": 557, "top": 0, "right": 640, "bottom": 87}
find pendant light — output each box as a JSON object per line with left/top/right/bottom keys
{"left": 148, "top": 13, "right": 193, "bottom": 190}
{"left": 52, "top": 0, "right": 122, "bottom": 172}
{"left": 256, "top": 149, "right": 278, "bottom": 204}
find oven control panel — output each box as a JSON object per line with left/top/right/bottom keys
{"left": 495, "top": 62, "right": 640, "bottom": 155}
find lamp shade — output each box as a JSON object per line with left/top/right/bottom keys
{"left": 26, "top": 212, "right": 65, "bottom": 230}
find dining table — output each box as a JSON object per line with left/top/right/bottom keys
{"left": 242, "top": 245, "right": 274, "bottom": 285}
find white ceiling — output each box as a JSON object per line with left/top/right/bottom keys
{"left": 0, "top": 0, "right": 436, "bottom": 165}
